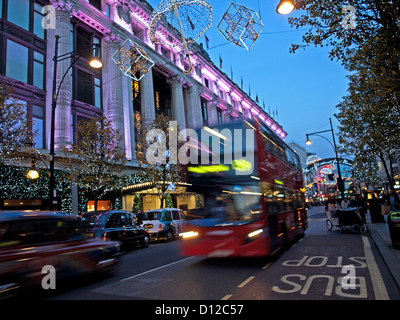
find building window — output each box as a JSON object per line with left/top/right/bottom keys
{"left": 201, "top": 99, "right": 208, "bottom": 125}
{"left": 153, "top": 70, "right": 171, "bottom": 117}
{"left": 76, "top": 70, "right": 101, "bottom": 108}
{"left": 7, "top": 0, "right": 29, "bottom": 31}
{"left": 94, "top": 77, "right": 101, "bottom": 108}
{"left": 5, "top": 39, "right": 45, "bottom": 89}
{"left": 155, "top": 91, "right": 160, "bottom": 111}
{"left": 33, "top": 51, "right": 44, "bottom": 90}
{"left": 217, "top": 109, "right": 222, "bottom": 124}
{"left": 71, "top": 23, "right": 102, "bottom": 109}
{"left": 89, "top": 0, "right": 101, "bottom": 10}
{"left": 5, "top": 0, "right": 46, "bottom": 39}
{"left": 33, "top": 2, "right": 45, "bottom": 39}
{"left": 105, "top": 3, "right": 111, "bottom": 18}
{"left": 132, "top": 78, "right": 142, "bottom": 155}
{"left": 6, "top": 40, "right": 28, "bottom": 83}
{"left": 32, "top": 104, "right": 44, "bottom": 148}
{"left": 76, "top": 26, "right": 92, "bottom": 59}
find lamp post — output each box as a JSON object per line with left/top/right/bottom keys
{"left": 305, "top": 118, "right": 345, "bottom": 199}
{"left": 49, "top": 35, "right": 102, "bottom": 210}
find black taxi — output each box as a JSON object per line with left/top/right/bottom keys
{"left": 79, "top": 210, "right": 150, "bottom": 249}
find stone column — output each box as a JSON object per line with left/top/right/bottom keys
{"left": 49, "top": 0, "right": 73, "bottom": 149}
{"left": 208, "top": 99, "right": 218, "bottom": 126}
{"left": 103, "top": 32, "right": 125, "bottom": 155}
{"left": 184, "top": 83, "right": 203, "bottom": 129}
{"left": 169, "top": 76, "right": 186, "bottom": 130}
{"left": 140, "top": 68, "right": 156, "bottom": 129}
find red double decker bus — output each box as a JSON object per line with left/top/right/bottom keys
{"left": 180, "top": 120, "right": 307, "bottom": 257}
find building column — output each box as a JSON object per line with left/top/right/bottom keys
{"left": 141, "top": 69, "right": 156, "bottom": 128}
{"left": 184, "top": 83, "right": 203, "bottom": 129}
{"left": 208, "top": 99, "right": 218, "bottom": 126}
{"left": 169, "top": 76, "right": 186, "bottom": 130}
{"left": 49, "top": 0, "right": 73, "bottom": 150}
{"left": 103, "top": 32, "right": 126, "bottom": 155}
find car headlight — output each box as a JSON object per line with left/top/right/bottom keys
{"left": 179, "top": 231, "right": 199, "bottom": 239}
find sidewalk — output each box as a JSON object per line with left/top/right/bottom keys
{"left": 307, "top": 206, "right": 400, "bottom": 290}
{"left": 368, "top": 216, "right": 400, "bottom": 291}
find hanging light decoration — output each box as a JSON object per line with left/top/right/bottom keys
{"left": 112, "top": 39, "right": 155, "bottom": 81}
{"left": 149, "top": 0, "right": 212, "bottom": 74}
{"left": 217, "top": 2, "right": 264, "bottom": 51}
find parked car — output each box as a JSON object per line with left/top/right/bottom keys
{"left": 0, "top": 211, "right": 120, "bottom": 299}
{"left": 79, "top": 210, "right": 150, "bottom": 249}
{"left": 142, "top": 208, "right": 185, "bottom": 241}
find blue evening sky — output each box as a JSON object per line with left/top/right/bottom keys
{"left": 145, "top": 0, "right": 350, "bottom": 160}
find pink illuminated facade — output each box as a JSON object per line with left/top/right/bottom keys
{"left": 0, "top": 0, "right": 287, "bottom": 210}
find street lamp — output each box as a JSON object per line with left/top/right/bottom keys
{"left": 49, "top": 35, "right": 102, "bottom": 209}
{"left": 305, "top": 118, "right": 345, "bottom": 199}
{"left": 27, "top": 157, "right": 39, "bottom": 180}
{"left": 276, "top": 0, "right": 295, "bottom": 14}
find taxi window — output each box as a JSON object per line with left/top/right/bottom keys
{"left": 163, "top": 211, "right": 172, "bottom": 221}
{"left": 0, "top": 218, "right": 80, "bottom": 246}
{"left": 143, "top": 211, "right": 161, "bottom": 220}
{"left": 120, "top": 213, "right": 131, "bottom": 226}
{"left": 172, "top": 211, "right": 180, "bottom": 220}
{"left": 107, "top": 213, "right": 122, "bottom": 228}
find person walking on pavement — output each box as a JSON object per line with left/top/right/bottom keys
{"left": 387, "top": 189, "right": 400, "bottom": 211}
{"left": 369, "top": 194, "right": 383, "bottom": 223}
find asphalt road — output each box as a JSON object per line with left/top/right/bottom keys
{"left": 44, "top": 206, "right": 400, "bottom": 301}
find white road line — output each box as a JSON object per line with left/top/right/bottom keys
{"left": 119, "top": 256, "right": 194, "bottom": 282}
{"left": 238, "top": 276, "right": 255, "bottom": 288}
{"left": 362, "top": 236, "right": 389, "bottom": 300}
{"left": 221, "top": 294, "right": 232, "bottom": 300}
{"left": 262, "top": 262, "right": 273, "bottom": 270}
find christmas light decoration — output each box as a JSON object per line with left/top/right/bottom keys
{"left": 217, "top": 2, "right": 264, "bottom": 51}
{"left": 149, "top": 0, "right": 212, "bottom": 74}
{"left": 112, "top": 39, "right": 155, "bottom": 81}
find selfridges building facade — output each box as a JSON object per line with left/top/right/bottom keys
{"left": 0, "top": 0, "right": 286, "bottom": 212}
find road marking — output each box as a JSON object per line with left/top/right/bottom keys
{"left": 362, "top": 236, "right": 389, "bottom": 300}
{"left": 221, "top": 294, "right": 232, "bottom": 300}
{"left": 238, "top": 276, "right": 255, "bottom": 288}
{"left": 262, "top": 261, "right": 273, "bottom": 270}
{"left": 119, "top": 257, "right": 194, "bottom": 282}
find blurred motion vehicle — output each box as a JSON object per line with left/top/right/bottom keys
{"left": 0, "top": 211, "right": 120, "bottom": 299}
{"left": 142, "top": 208, "right": 185, "bottom": 241}
{"left": 180, "top": 120, "right": 307, "bottom": 257}
{"left": 79, "top": 210, "right": 150, "bottom": 248}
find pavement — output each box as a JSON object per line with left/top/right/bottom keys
{"left": 308, "top": 205, "right": 400, "bottom": 292}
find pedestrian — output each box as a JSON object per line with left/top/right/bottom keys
{"left": 387, "top": 189, "right": 400, "bottom": 211}
{"left": 341, "top": 198, "right": 350, "bottom": 209}
{"left": 368, "top": 194, "right": 383, "bottom": 223}
{"left": 355, "top": 195, "right": 367, "bottom": 222}
{"left": 378, "top": 191, "right": 386, "bottom": 205}
{"left": 136, "top": 209, "right": 144, "bottom": 225}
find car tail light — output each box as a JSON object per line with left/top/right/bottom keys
{"left": 158, "top": 224, "right": 162, "bottom": 231}
{"left": 102, "top": 231, "right": 107, "bottom": 241}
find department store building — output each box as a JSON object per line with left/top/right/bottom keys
{"left": 0, "top": 0, "right": 286, "bottom": 212}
